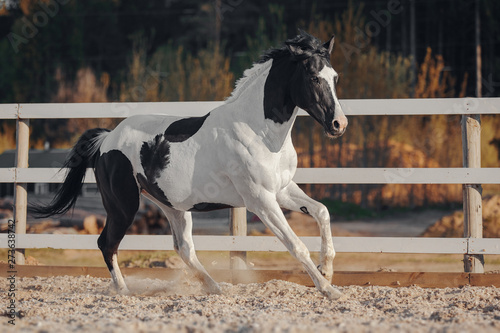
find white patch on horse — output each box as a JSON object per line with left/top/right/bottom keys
{"left": 318, "top": 66, "right": 342, "bottom": 112}
{"left": 225, "top": 60, "right": 273, "bottom": 104}
{"left": 110, "top": 254, "right": 129, "bottom": 293}
{"left": 318, "top": 65, "right": 347, "bottom": 134}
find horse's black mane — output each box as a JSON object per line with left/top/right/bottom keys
{"left": 257, "top": 30, "right": 329, "bottom": 64}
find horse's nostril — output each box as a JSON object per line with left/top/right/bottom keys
{"left": 333, "top": 120, "right": 340, "bottom": 130}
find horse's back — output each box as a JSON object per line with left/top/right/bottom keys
{"left": 95, "top": 108, "right": 297, "bottom": 211}
{"left": 97, "top": 112, "right": 238, "bottom": 210}
{"left": 100, "top": 114, "right": 178, "bottom": 152}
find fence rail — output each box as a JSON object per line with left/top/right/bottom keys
{"left": 0, "top": 234, "right": 499, "bottom": 254}
{"left": 1, "top": 98, "right": 499, "bottom": 119}
{"left": 1, "top": 167, "right": 500, "bottom": 185}
{"left": 1, "top": 98, "right": 500, "bottom": 270}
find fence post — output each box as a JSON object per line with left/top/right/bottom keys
{"left": 230, "top": 207, "right": 247, "bottom": 269}
{"left": 461, "top": 113, "right": 484, "bottom": 273}
{"left": 14, "top": 116, "right": 30, "bottom": 265}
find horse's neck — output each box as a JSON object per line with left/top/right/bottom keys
{"left": 223, "top": 59, "right": 297, "bottom": 152}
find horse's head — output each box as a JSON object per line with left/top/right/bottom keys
{"left": 286, "top": 32, "right": 348, "bottom": 138}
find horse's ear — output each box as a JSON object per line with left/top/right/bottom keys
{"left": 324, "top": 35, "right": 335, "bottom": 55}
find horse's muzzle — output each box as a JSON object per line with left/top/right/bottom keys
{"left": 327, "top": 114, "right": 348, "bottom": 138}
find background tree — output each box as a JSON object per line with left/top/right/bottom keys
{"left": 0, "top": 0, "right": 499, "bottom": 208}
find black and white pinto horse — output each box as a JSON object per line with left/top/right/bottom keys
{"left": 31, "top": 31, "right": 348, "bottom": 300}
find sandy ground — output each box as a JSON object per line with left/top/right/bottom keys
{"left": 2, "top": 275, "right": 500, "bottom": 332}
{"left": 1, "top": 209, "right": 499, "bottom": 331}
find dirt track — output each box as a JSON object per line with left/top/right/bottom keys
{"left": 2, "top": 275, "right": 500, "bottom": 332}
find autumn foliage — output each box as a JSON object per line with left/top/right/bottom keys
{"left": 1, "top": 3, "right": 499, "bottom": 210}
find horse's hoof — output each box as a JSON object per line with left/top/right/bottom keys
{"left": 322, "top": 285, "right": 342, "bottom": 301}
{"left": 113, "top": 283, "right": 131, "bottom": 295}
{"left": 210, "top": 284, "right": 222, "bottom": 295}
{"left": 204, "top": 282, "right": 223, "bottom": 295}
{"left": 118, "top": 287, "right": 131, "bottom": 295}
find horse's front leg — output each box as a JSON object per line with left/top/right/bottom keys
{"left": 277, "top": 182, "right": 335, "bottom": 282}
{"left": 245, "top": 190, "right": 341, "bottom": 300}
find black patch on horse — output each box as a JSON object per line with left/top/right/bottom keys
{"left": 263, "top": 60, "right": 296, "bottom": 124}
{"left": 139, "top": 134, "right": 172, "bottom": 206}
{"left": 261, "top": 31, "right": 330, "bottom": 125}
{"left": 164, "top": 113, "right": 210, "bottom": 142}
{"left": 95, "top": 149, "right": 140, "bottom": 252}
{"left": 140, "top": 134, "right": 170, "bottom": 179}
{"left": 190, "top": 202, "right": 233, "bottom": 212}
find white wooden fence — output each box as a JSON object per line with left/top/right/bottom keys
{"left": 1, "top": 98, "right": 500, "bottom": 272}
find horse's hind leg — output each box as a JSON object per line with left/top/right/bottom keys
{"left": 168, "top": 209, "right": 222, "bottom": 294}
{"left": 95, "top": 151, "right": 140, "bottom": 293}
{"left": 98, "top": 220, "right": 134, "bottom": 293}
{"left": 143, "top": 195, "right": 222, "bottom": 294}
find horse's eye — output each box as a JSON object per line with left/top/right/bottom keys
{"left": 311, "top": 76, "right": 320, "bottom": 84}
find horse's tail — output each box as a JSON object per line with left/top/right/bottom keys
{"left": 29, "top": 128, "right": 110, "bottom": 218}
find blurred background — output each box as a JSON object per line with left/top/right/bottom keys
{"left": 0, "top": 0, "right": 500, "bottom": 249}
